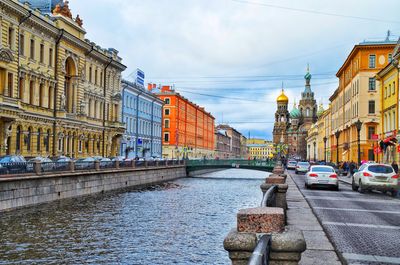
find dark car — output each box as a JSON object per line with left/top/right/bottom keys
{"left": 53, "top": 156, "right": 72, "bottom": 171}
{"left": 0, "top": 155, "right": 27, "bottom": 174}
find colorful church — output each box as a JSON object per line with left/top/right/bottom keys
{"left": 272, "top": 68, "right": 318, "bottom": 160}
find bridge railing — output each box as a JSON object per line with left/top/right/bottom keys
{"left": 186, "top": 159, "right": 275, "bottom": 168}
{"left": 248, "top": 234, "right": 272, "bottom": 265}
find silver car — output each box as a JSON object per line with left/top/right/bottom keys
{"left": 305, "top": 165, "right": 339, "bottom": 190}
{"left": 295, "top": 161, "right": 310, "bottom": 174}
{"left": 287, "top": 160, "right": 297, "bottom": 170}
{"left": 352, "top": 163, "right": 398, "bottom": 195}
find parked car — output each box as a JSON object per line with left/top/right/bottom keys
{"left": 352, "top": 163, "right": 398, "bottom": 195}
{"left": 26, "top": 157, "right": 54, "bottom": 172}
{"left": 295, "top": 161, "right": 310, "bottom": 174}
{"left": 0, "top": 164, "right": 8, "bottom": 175}
{"left": 99, "top": 157, "right": 113, "bottom": 168}
{"left": 0, "top": 155, "right": 27, "bottom": 174}
{"left": 287, "top": 160, "right": 297, "bottom": 170}
{"left": 75, "top": 157, "right": 96, "bottom": 170}
{"left": 111, "top": 156, "right": 125, "bottom": 161}
{"left": 305, "top": 165, "right": 339, "bottom": 190}
{"left": 53, "top": 156, "right": 72, "bottom": 170}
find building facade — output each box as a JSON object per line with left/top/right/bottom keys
{"left": 120, "top": 80, "right": 163, "bottom": 159}
{"left": 329, "top": 38, "right": 396, "bottom": 163}
{"left": 149, "top": 85, "right": 215, "bottom": 159}
{"left": 247, "top": 138, "right": 274, "bottom": 160}
{"left": 0, "top": 0, "right": 126, "bottom": 159}
{"left": 215, "top": 128, "right": 231, "bottom": 159}
{"left": 216, "top": 124, "right": 242, "bottom": 158}
{"left": 376, "top": 39, "right": 400, "bottom": 163}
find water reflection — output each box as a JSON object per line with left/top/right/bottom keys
{"left": 0, "top": 169, "right": 267, "bottom": 265}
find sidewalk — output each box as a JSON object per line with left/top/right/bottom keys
{"left": 338, "top": 175, "right": 352, "bottom": 185}
{"left": 286, "top": 172, "right": 342, "bottom": 265}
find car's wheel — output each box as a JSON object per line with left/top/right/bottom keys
{"left": 391, "top": 190, "right": 398, "bottom": 197}
{"left": 295, "top": 170, "right": 298, "bottom": 174}
{"left": 351, "top": 177, "right": 358, "bottom": 191}
{"left": 334, "top": 185, "right": 339, "bottom": 191}
{"left": 304, "top": 182, "right": 308, "bottom": 189}
{"left": 359, "top": 180, "right": 366, "bottom": 193}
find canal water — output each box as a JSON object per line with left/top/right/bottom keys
{"left": 0, "top": 169, "right": 267, "bottom": 265}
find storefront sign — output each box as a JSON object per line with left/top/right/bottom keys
{"left": 397, "top": 145, "right": 400, "bottom": 153}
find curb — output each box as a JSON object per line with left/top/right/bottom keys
{"left": 287, "top": 171, "right": 345, "bottom": 265}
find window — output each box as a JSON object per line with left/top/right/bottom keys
{"left": 385, "top": 87, "right": 387, "bottom": 98}
{"left": 164, "top": 108, "right": 170, "bottom": 115}
{"left": 78, "top": 140, "right": 82, "bottom": 152}
{"left": 89, "top": 66, "right": 92, "bottom": 83}
{"left": 389, "top": 53, "right": 393, "bottom": 63}
{"left": 388, "top": 84, "right": 392, "bottom": 97}
{"left": 369, "top": 55, "right": 376, "bottom": 68}
{"left": 40, "top": 44, "right": 44, "bottom": 63}
{"left": 393, "top": 81, "right": 395, "bottom": 95}
{"left": 45, "top": 130, "right": 50, "bottom": 152}
{"left": 27, "top": 127, "right": 32, "bottom": 151}
{"left": 37, "top": 129, "right": 41, "bottom": 152}
{"left": 19, "top": 34, "right": 25, "bottom": 56}
{"left": 39, "top": 83, "right": 44, "bottom": 107}
{"left": 29, "top": 81, "right": 35, "bottom": 105}
{"left": 164, "top": 133, "right": 170, "bottom": 142}
{"left": 95, "top": 69, "right": 98, "bottom": 85}
{"left": 49, "top": 48, "right": 53, "bottom": 66}
{"left": 368, "top": 78, "right": 376, "bottom": 91}
{"left": 368, "top": 100, "right": 375, "bottom": 114}
{"left": 8, "top": 27, "right": 14, "bottom": 49}
{"left": 164, "top": 119, "right": 170, "bottom": 128}
{"left": 30, "top": 39, "right": 35, "bottom": 60}
{"left": 7, "top": 73, "right": 13, "bottom": 97}
{"left": 368, "top": 126, "right": 375, "bottom": 139}
{"left": 165, "top": 98, "right": 170, "bottom": 104}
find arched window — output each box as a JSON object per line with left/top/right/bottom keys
{"left": 306, "top": 108, "right": 310, "bottom": 117}
{"left": 48, "top": 86, "right": 53, "bottom": 109}
{"left": 29, "top": 81, "right": 35, "bottom": 105}
{"left": 39, "top": 83, "right": 44, "bottom": 107}
{"left": 45, "top": 129, "right": 51, "bottom": 152}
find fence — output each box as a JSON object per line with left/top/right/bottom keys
{"left": 0, "top": 159, "right": 185, "bottom": 177}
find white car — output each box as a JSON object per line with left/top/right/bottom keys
{"left": 352, "top": 163, "right": 398, "bottom": 195}
{"left": 305, "top": 165, "right": 339, "bottom": 190}
{"left": 295, "top": 161, "right": 310, "bottom": 174}
{"left": 287, "top": 160, "right": 297, "bottom": 170}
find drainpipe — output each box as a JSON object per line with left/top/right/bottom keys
{"left": 52, "top": 29, "right": 64, "bottom": 158}
{"left": 135, "top": 90, "right": 143, "bottom": 157}
{"left": 102, "top": 57, "right": 113, "bottom": 157}
{"left": 150, "top": 99, "right": 155, "bottom": 157}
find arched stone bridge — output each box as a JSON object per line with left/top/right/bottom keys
{"left": 186, "top": 159, "right": 275, "bottom": 173}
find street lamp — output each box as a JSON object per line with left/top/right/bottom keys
{"left": 354, "top": 119, "right": 363, "bottom": 166}
{"left": 313, "top": 142, "right": 316, "bottom": 162}
{"left": 335, "top": 131, "right": 341, "bottom": 164}
{"left": 323, "top": 136, "right": 327, "bottom": 162}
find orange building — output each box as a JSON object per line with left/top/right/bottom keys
{"left": 329, "top": 37, "right": 396, "bottom": 163}
{"left": 149, "top": 85, "right": 215, "bottom": 159}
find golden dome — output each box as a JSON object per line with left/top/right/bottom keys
{"left": 277, "top": 89, "right": 289, "bottom": 103}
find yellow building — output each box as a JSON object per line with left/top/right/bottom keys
{"left": 376, "top": 42, "right": 400, "bottom": 163}
{"left": 0, "top": 0, "right": 126, "bottom": 158}
{"left": 329, "top": 37, "right": 396, "bottom": 164}
{"left": 247, "top": 138, "right": 274, "bottom": 160}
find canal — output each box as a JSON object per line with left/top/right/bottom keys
{"left": 0, "top": 169, "right": 267, "bottom": 265}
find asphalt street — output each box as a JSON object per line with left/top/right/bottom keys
{"left": 289, "top": 170, "right": 400, "bottom": 265}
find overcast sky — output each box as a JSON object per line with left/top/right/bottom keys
{"left": 69, "top": 0, "right": 400, "bottom": 139}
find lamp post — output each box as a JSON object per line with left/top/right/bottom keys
{"left": 335, "top": 131, "right": 340, "bottom": 164}
{"left": 313, "top": 142, "right": 316, "bottom": 162}
{"left": 323, "top": 136, "right": 327, "bottom": 162}
{"left": 354, "top": 119, "right": 363, "bottom": 166}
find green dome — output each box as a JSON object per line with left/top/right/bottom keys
{"left": 290, "top": 104, "right": 301, "bottom": 119}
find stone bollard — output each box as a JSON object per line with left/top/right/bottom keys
{"left": 68, "top": 161, "right": 75, "bottom": 172}
{"left": 270, "top": 229, "right": 306, "bottom": 265}
{"left": 115, "top": 160, "right": 120, "bottom": 169}
{"left": 266, "top": 175, "right": 285, "bottom": 184}
{"left": 261, "top": 183, "right": 289, "bottom": 210}
{"left": 34, "top": 161, "right": 42, "bottom": 175}
{"left": 94, "top": 160, "right": 100, "bottom": 171}
{"left": 272, "top": 166, "right": 284, "bottom": 175}
{"left": 156, "top": 161, "right": 159, "bottom": 167}
{"left": 131, "top": 160, "right": 136, "bottom": 168}
{"left": 165, "top": 160, "right": 169, "bottom": 167}
{"left": 237, "top": 207, "right": 285, "bottom": 233}
{"left": 223, "top": 229, "right": 257, "bottom": 265}
{"left": 145, "top": 161, "right": 148, "bottom": 168}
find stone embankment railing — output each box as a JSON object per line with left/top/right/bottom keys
{"left": 0, "top": 159, "right": 185, "bottom": 177}
{"left": 223, "top": 164, "right": 306, "bottom": 265}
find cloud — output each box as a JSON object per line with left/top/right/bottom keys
{"left": 68, "top": 0, "right": 400, "bottom": 139}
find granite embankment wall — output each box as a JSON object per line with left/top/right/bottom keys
{"left": 0, "top": 166, "right": 186, "bottom": 212}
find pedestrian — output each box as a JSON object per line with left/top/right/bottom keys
{"left": 392, "top": 161, "right": 399, "bottom": 174}
{"left": 349, "top": 161, "right": 356, "bottom": 177}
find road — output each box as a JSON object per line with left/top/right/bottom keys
{"left": 289, "top": 170, "right": 400, "bottom": 265}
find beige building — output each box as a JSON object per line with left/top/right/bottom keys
{"left": 329, "top": 38, "right": 396, "bottom": 163}
{"left": 0, "top": 0, "right": 126, "bottom": 158}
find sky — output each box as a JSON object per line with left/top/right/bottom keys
{"left": 67, "top": 0, "right": 400, "bottom": 139}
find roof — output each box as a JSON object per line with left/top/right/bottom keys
{"left": 277, "top": 89, "right": 289, "bottom": 103}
